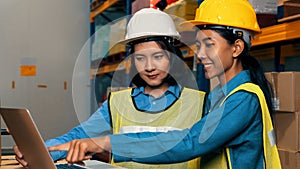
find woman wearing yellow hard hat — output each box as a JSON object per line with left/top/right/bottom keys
{"left": 48, "top": 0, "right": 282, "bottom": 168}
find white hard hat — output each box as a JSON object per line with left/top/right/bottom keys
{"left": 119, "top": 8, "right": 180, "bottom": 44}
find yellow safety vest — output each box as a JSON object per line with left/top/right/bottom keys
{"left": 109, "top": 87, "right": 205, "bottom": 169}
{"left": 200, "top": 83, "right": 282, "bottom": 169}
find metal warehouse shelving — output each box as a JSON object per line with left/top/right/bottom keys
{"left": 251, "top": 18, "right": 300, "bottom": 71}
{"left": 90, "top": 1, "right": 300, "bottom": 74}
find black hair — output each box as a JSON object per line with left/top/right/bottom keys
{"left": 155, "top": 0, "right": 168, "bottom": 11}
{"left": 197, "top": 27, "right": 274, "bottom": 115}
{"left": 127, "top": 36, "right": 194, "bottom": 89}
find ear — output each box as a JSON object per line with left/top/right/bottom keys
{"left": 232, "top": 39, "right": 244, "bottom": 58}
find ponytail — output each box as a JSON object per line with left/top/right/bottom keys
{"left": 240, "top": 53, "right": 274, "bottom": 115}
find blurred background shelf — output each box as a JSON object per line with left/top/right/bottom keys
{"left": 252, "top": 19, "right": 300, "bottom": 47}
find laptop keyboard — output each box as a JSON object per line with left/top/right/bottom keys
{"left": 56, "top": 163, "right": 86, "bottom": 169}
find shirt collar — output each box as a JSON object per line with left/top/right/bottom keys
{"left": 131, "top": 86, "right": 145, "bottom": 97}
{"left": 131, "top": 84, "right": 182, "bottom": 98}
{"left": 217, "top": 70, "right": 252, "bottom": 96}
{"left": 167, "top": 84, "right": 181, "bottom": 99}
{"left": 210, "top": 70, "right": 251, "bottom": 96}
{"left": 207, "top": 70, "right": 251, "bottom": 110}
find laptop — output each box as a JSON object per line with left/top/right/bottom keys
{"left": 0, "top": 107, "right": 124, "bottom": 169}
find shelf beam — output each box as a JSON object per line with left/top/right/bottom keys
{"left": 252, "top": 19, "right": 300, "bottom": 47}
{"left": 90, "top": 59, "right": 131, "bottom": 78}
{"left": 90, "top": 0, "right": 119, "bottom": 22}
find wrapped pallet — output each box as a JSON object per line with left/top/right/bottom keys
{"left": 248, "top": 0, "right": 278, "bottom": 27}
{"left": 164, "top": 0, "right": 198, "bottom": 21}
{"left": 108, "top": 18, "right": 127, "bottom": 56}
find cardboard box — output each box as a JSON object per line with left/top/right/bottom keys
{"left": 278, "top": 149, "right": 300, "bottom": 169}
{"left": 265, "top": 72, "right": 280, "bottom": 110}
{"left": 249, "top": 0, "right": 278, "bottom": 27}
{"left": 277, "top": 1, "right": 300, "bottom": 20}
{"left": 132, "top": 0, "right": 150, "bottom": 14}
{"left": 278, "top": 0, "right": 300, "bottom": 6}
{"left": 265, "top": 72, "right": 300, "bottom": 112}
{"left": 277, "top": 72, "right": 300, "bottom": 112}
{"left": 256, "top": 13, "right": 278, "bottom": 28}
{"left": 274, "top": 111, "right": 300, "bottom": 151}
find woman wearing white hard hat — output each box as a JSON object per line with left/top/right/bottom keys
{"left": 105, "top": 8, "right": 205, "bottom": 168}
{"left": 48, "top": 0, "right": 282, "bottom": 168}
{"left": 15, "top": 8, "right": 205, "bottom": 169}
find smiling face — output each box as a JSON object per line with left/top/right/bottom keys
{"left": 195, "top": 29, "right": 243, "bottom": 85}
{"left": 133, "top": 41, "right": 170, "bottom": 91}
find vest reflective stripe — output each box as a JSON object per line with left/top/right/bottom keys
{"left": 109, "top": 88, "right": 205, "bottom": 169}
{"left": 202, "top": 83, "right": 281, "bottom": 169}
{"left": 119, "top": 126, "right": 181, "bottom": 134}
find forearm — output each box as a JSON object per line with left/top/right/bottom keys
{"left": 110, "top": 128, "right": 203, "bottom": 163}
{"left": 45, "top": 126, "right": 89, "bottom": 161}
{"left": 46, "top": 101, "right": 112, "bottom": 161}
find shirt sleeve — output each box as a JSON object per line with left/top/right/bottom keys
{"left": 110, "top": 91, "right": 260, "bottom": 163}
{"left": 46, "top": 101, "right": 112, "bottom": 161}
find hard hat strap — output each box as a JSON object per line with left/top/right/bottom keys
{"left": 127, "top": 36, "right": 175, "bottom": 47}
{"left": 196, "top": 25, "right": 252, "bottom": 49}
{"left": 232, "top": 28, "right": 251, "bottom": 49}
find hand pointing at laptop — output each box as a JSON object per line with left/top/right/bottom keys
{"left": 48, "top": 136, "right": 111, "bottom": 164}
{"left": 13, "top": 136, "right": 110, "bottom": 166}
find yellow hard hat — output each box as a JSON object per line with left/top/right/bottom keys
{"left": 187, "top": 0, "right": 261, "bottom": 34}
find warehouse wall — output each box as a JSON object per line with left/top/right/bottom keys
{"left": 0, "top": 0, "right": 90, "bottom": 148}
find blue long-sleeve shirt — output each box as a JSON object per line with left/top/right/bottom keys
{"left": 45, "top": 85, "right": 181, "bottom": 161}
{"left": 110, "top": 70, "right": 264, "bottom": 169}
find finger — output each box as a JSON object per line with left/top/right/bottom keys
{"left": 13, "top": 146, "right": 28, "bottom": 167}
{"left": 69, "top": 141, "right": 80, "bottom": 163}
{"left": 66, "top": 141, "right": 76, "bottom": 163}
{"left": 15, "top": 155, "right": 28, "bottom": 167}
{"left": 13, "top": 146, "right": 23, "bottom": 158}
{"left": 83, "top": 155, "right": 93, "bottom": 161}
{"left": 68, "top": 141, "right": 89, "bottom": 163}
{"left": 48, "top": 143, "right": 69, "bottom": 151}
{"left": 72, "top": 141, "right": 87, "bottom": 163}
{"left": 78, "top": 143, "right": 88, "bottom": 162}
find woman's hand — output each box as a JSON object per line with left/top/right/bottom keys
{"left": 48, "top": 136, "right": 111, "bottom": 164}
{"left": 13, "top": 145, "right": 28, "bottom": 167}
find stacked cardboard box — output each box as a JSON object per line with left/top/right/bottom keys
{"left": 265, "top": 72, "right": 300, "bottom": 112}
{"left": 275, "top": 111, "right": 300, "bottom": 151}
{"left": 248, "top": 0, "right": 278, "bottom": 27}
{"left": 277, "top": 0, "right": 300, "bottom": 22}
{"left": 265, "top": 72, "right": 300, "bottom": 169}
{"left": 278, "top": 149, "right": 300, "bottom": 169}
